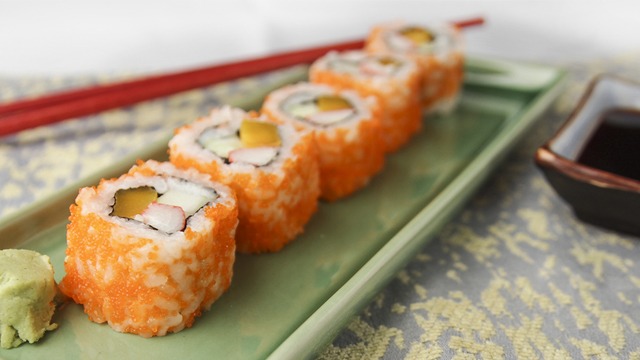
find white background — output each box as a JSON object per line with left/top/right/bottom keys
{"left": 0, "top": 0, "right": 639, "bottom": 75}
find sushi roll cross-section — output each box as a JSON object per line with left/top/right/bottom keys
{"left": 169, "top": 106, "right": 320, "bottom": 253}
{"left": 310, "top": 50, "right": 422, "bottom": 153}
{"left": 59, "top": 160, "right": 238, "bottom": 337}
{"left": 366, "top": 21, "right": 465, "bottom": 114}
{"left": 262, "top": 82, "right": 385, "bottom": 201}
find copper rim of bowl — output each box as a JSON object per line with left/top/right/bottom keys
{"left": 534, "top": 74, "right": 640, "bottom": 193}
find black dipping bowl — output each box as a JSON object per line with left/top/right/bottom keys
{"left": 535, "top": 75, "right": 640, "bottom": 237}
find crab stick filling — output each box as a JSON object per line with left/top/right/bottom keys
{"left": 197, "top": 119, "right": 282, "bottom": 167}
{"left": 110, "top": 178, "right": 217, "bottom": 234}
{"left": 281, "top": 93, "right": 356, "bottom": 126}
{"left": 327, "top": 55, "right": 403, "bottom": 77}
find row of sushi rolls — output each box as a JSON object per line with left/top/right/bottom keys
{"left": 1, "top": 20, "right": 466, "bottom": 348}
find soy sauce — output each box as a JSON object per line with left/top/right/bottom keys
{"left": 577, "top": 108, "right": 640, "bottom": 181}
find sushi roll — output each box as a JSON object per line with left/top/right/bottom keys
{"left": 59, "top": 160, "right": 238, "bottom": 337}
{"left": 365, "top": 21, "right": 464, "bottom": 114}
{"left": 169, "top": 106, "right": 320, "bottom": 253}
{"left": 309, "top": 50, "right": 422, "bottom": 153}
{"left": 261, "top": 82, "right": 384, "bottom": 201}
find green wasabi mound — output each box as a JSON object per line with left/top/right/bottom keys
{"left": 0, "top": 249, "right": 58, "bottom": 349}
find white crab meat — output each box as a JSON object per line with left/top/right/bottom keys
{"left": 202, "top": 136, "right": 243, "bottom": 158}
{"left": 157, "top": 190, "right": 211, "bottom": 217}
{"left": 329, "top": 59, "right": 360, "bottom": 73}
{"left": 359, "top": 60, "right": 396, "bottom": 76}
{"left": 388, "top": 33, "right": 415, "bottom": 52}
{"left": 308, "top": 108, "right": 355, "bottom": 125}
{"left": 138, "top": 202, "right": 186, "bottom": 233}
{"left": 229, "top": 146, "right": 278, "bottom": 166}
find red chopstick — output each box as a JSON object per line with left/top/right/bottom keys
{"left": 452, "top": 17, "right": 484, "bottom": 29}
{"left": 0, "top": 39, "right": 365, "bottom": 137}
{"left": 0, "top": 17, "right": 484, "bottom": 137}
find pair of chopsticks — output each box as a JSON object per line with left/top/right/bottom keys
{"left": 0, "top": 17, "right": 484, "bottom": 137}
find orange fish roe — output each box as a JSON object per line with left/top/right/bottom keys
{"left": 59, "top": 160, "right": 238, "bottom": 337}
{"left": 309, "top": 51, "right": 422, "bottom": 153}
{"left": 261, "top": 83, "right": 385, "bottom": 201}
{"left": 312, "top": 121, "right": 383, "bottom": 201}
{"left": 365, "top": 22, "right": 464, "bottom": 114}
{"left": 416, "top": 52, "right": 464, "bottom": 112}
{"left": 169, "top": 106, "right": 320, "bottom": 253}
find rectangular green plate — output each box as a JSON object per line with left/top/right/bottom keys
{"left": 0, "top": 57, "right": 566, "bottom": 360}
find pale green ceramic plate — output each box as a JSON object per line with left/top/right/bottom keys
{"left": 0, "top": 57, "right": 566, "bottom": 360}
